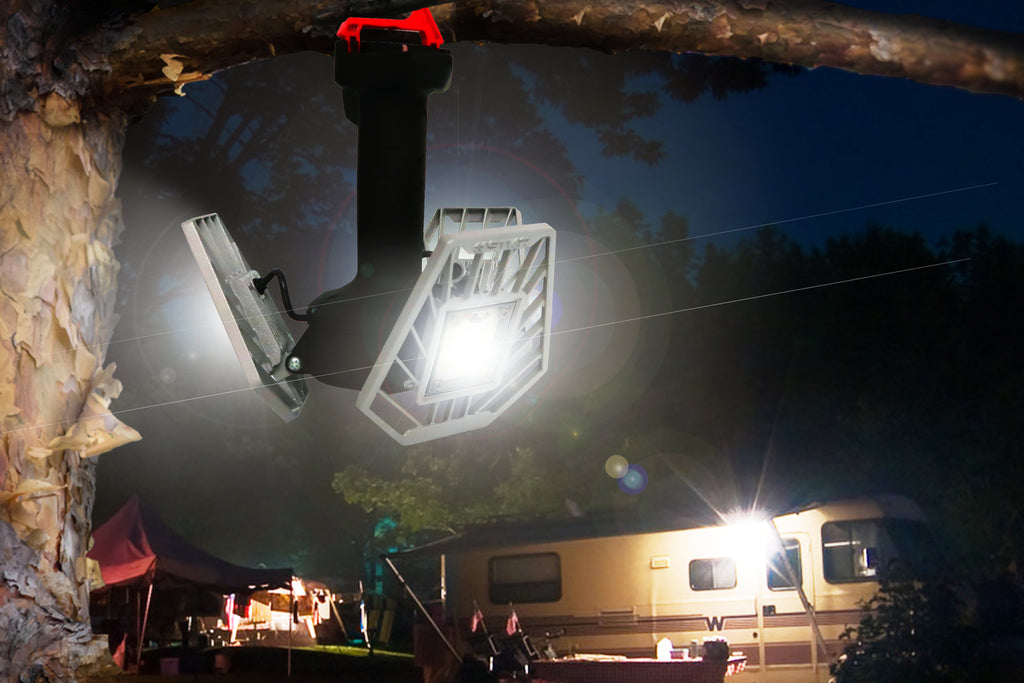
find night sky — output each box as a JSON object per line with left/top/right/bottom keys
{"left": 95, "top": 1, "right": 1024, "bottom": 581}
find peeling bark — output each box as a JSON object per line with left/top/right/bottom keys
{"left": 0, "top": 105, "right": 139, "bottom": 680}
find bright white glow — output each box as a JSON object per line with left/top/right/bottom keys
{"left": 356, "top": 219, "right": 555, "bottom": 445}
{"left": 181, "top": 214, "right": 307, "bottom": 421}
{"left": 425, "top": 299, "right": 517, "bottom": 398}
{"left": 729, "top": 519, "right": 771, "bottom": 546}
{"left": 723, "top": 512, "right": 777, "bottom": 568}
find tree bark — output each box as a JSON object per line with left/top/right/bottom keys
{"left": 440, "top": 0, "right": 1024, "bottom": 99}
{"left": 0, "top": 105, "right": 140, "bottom": 680}
{"left": 96, "top": 0, "right": 1024, "bottom": 103}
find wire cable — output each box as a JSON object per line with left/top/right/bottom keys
{"left": 0, "top": 256, "right": 968, "bottom": 438}
{"left": 79, "top": 181, "right": 998, "bottom": 357}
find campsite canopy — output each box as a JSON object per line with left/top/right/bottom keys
{"left": 88, "top": 495, "right": 291, "bottom": 593}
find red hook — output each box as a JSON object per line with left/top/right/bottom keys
{"left": 337, "top": 8, "right": 444, "bottom": 52}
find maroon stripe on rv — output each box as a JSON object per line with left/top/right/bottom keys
{"left": 554, "top": 615, "right": 760, "bottom": 638}
{"left": 730, "top": 644, "right": 760, "bottom": 666}
{"left": 764, "top": 642, "right": 812, "bottom": 666}
{"left": 462, "top": 607, "right": 864, "bottom": 642}
{"left": 813, "top": 609, "right": 863, "bottom": 626}
{"left": 644, "top": 614, "right": 758, "bottom": 631}
{"left": 764, "top": 609, "right": 862, "bottom": 629}
{"left": 642, "top": 615, "right": 707, "bottom": 631}
{"left": 764, "top": 612, "right": 809, "bottom": 628}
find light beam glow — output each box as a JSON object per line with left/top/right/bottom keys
{"left": 424, "top": 299, "right": 518, "bottom": 398}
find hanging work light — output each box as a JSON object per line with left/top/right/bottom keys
{"left": 182, "top": 10, "right": 556, "bottom": 443}
{"left": 357, "top": 208, "right": 554, "bottom": 445}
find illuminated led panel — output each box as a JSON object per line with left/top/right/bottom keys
{"left": 357, "top": 215, "right": 555, "bottom": 445}
{"left": 182, "top": 214, "right": 308, "bottom": 421}
{"left": 420, "top": 296, "right": 523, "bottom": 402}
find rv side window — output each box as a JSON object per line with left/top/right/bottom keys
{"left": 822, "top": 520, "right": 896, "bottom": 583}
{"left": 689, "top": 557, "right": 737, "bottom": 591}
{"left": 767, "top": 537, "right": 802, "bottom": 590}
{"left": 489, "top": 553, "right": 561, "bottom": 604}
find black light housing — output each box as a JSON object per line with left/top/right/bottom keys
{"left": 286, "top": 14, "right": 453, "bottom": 389}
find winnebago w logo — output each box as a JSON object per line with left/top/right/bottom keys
{"left": 704, "top": 616, "right": 726, "bottom": 631}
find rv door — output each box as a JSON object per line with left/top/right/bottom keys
{"left": 758, "top": 533, "right": 819, "bottom": 682}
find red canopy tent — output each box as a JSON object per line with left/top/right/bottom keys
{"left": 88, "top": 495, "right": 292, "bottom": 671}
{"left": 88, "top": 495, "right": 291, "bottom": 593}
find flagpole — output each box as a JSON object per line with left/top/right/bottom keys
{"left": 382, "top": 555, "right": 461, "bottom": 660}
{"left": 136, "top": 582, "right": 153, "bottom": 674}
{"left": 288, "top": 585, "right": 293, "bottom": 678}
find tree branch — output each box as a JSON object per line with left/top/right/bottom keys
{"left": 98, "top": 0, "right": 1024, "bottom": 105}
{"left": 436, "top": 0, "right": 1024, "bottom": 99}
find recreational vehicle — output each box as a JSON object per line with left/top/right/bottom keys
{"left": 428, "top": 495, "right": 930, "bottom": 683}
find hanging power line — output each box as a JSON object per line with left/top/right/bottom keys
{"left": 1, "top": 255, "right": 968, "bottom": 438}
{"left": 81, "top": 181, "right": 996, "bottom": 357}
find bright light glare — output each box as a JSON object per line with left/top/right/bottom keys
{"left": 723, "top": 512, "right": 776, "bottom": 567}
{"left": 357, "top": 219, "right": 555, "bottom": 445}
{"left": 424, "top": 299, "right": 517, "bottom": 398}
{"left": 728, "top": 519, "right": 771, "bottom": 546}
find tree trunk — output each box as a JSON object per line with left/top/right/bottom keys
{"left": 0, "top": 102, "right": 139, "bottom": 680}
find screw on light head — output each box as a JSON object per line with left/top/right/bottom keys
{"left": 287, "top": 356, "right": 302, "bottom": 373}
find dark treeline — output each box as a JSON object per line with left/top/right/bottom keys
{"left": 638, "top": 211, "right": 1024, "bottom": 576}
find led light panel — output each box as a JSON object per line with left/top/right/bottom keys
{"left": 420, "top": 295, "right": 523, "bottom": 402}
{"left": 357, "top": 211, "right": 555, "bottom": 445}
{"left": 182, "top": 214, "right": 308, "bottom": 421}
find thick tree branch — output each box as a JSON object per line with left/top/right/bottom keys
{"left": 97, "top": 0, "right": 1024, "bottom": 106}
{"left": 440, "top": 0, "right": 1024, "bottom": 99}
{"left": 95, "top": 0, "right": 348, "bottom": 106}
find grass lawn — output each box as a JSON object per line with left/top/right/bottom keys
{"left": 84, "top": 645, "right": 422, "bottom": 682}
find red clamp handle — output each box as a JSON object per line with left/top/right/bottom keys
{"left": 337, "top": 8, "right": 444, "bottom": 52}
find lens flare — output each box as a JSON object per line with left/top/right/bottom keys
{"left": 605, "top": 455, "right": 629, "bottom": 479}
{"left": 618, "top": 464, "right": 648, "bottom": 495}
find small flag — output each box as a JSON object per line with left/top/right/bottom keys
{"left": 471, "top": 606, "right": 484, "bottom": 633}
{"left": 506, "top": 608, "right": 519, "bottom": 636}
{"left": 224, "top": 593, "right": 235, "bottom": 627}
{"left": 112, "top": 636, "right": 126, "bottom": 669}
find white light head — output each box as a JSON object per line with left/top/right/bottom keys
{"left": 181, "top": 214, "right": 308, "bottom": 421}
{"left": 357, "top": 208, "right": 555, "bottom": 445}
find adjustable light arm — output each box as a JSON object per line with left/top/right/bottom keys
{"left": 285, "top": 10, "right": 452, "bottom": 388}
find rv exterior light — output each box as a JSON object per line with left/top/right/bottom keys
{"left": 722, "top": 513, "right": 777, "bottom": 569}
